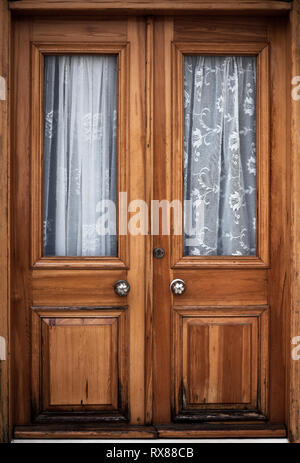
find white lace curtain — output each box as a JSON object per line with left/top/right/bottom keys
{"left": 43, "top": 55, "right": 117, "bottom": 256}
{"left": 184, "top": 56, "right": 257, "bottom": 256}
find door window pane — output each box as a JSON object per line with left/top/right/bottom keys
{"left": 43, "top": 55, "right": 117, "bottom": 257}
{"left": 184, "top": 56, "right": 257, "bottom": 256}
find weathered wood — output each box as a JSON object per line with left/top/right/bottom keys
{"left": 267, "top": 17, "right": 289, "bottom": 426}
{"left": 289, "top": 0, "right": 300, "bottom": 444}
{"left": 14, "top": 424, "right": 158, "bottom": 439}
{"left": 8, "top": 1, "right": 292, "bottom": 15}
{"left": 157, "top": 423, "right": 287, "bottom": 438}
{"left": 145, "top": 16, "right": 154, "bottom": 425}
{"left": 11, "top": 15, "right": 147, "bottom": 429}
{"left": 0, "top": 0, "right": 10, "bottom": 444}
{"left": 152, "top": 16, "right": 173, "bottom": 423}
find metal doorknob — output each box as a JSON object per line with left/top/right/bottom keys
{"left": 114, "top": 280, "right": 130, "bottom": 296}
{"left": 170, "top": 279, "right": 186, "bottom": 295}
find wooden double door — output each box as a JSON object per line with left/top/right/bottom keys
{"left": 11, "top": 14, "right": 288, "bottom": 438}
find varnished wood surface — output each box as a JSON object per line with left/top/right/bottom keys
{"left": 9, "top": 12, "right": 292, "bottom": 440}
{"left": 32, "top": 270, "right": 127, "bottom": 305}
{"left": 267, "top": 18, "right": 289, "bottom": 425}
{"left": 156, "top": 423, "right": 287, "bottom": 438}
{"left": 13, "top": 422, "right": 286, "bottom": 439}
{"left": 126, "top": 17, "right": 147, "bottom": 425}
{"left": 152, "top": 15, "right": 288, "bottom": 428}
{"left": 145, "top": 16, "right": 154, "bottom": 425}
{"left": 14, "top": 424, "right": 158, "bottom": 439}
{"left": 174, "top": 16, "right": 269, "bottom": 42}
{"left": 8, "top": 1, "right": 292, "bottom": 15}
{"left": 31, "top": 308, "right": 128, "bottom": 419}
{"left": 172, "top": 270, "right": 268, "bottom": 306}
{"left": 152, "top": 17, "right": 173, "bottom": 424}
{"left": 11, "top": 16, "right": 147, "bottom": 428}
{"left": 289, "top": 0, "right": 300, "bottom": 444}
{"left": 172, "top": 307, "right": 269, "bottom": 420}
{"left": 0, "top": 0, "right": 10, "bottom": 444}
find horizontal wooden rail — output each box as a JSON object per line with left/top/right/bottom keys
{"left": 9, "top": 1, "right": 292, "bottom": 15}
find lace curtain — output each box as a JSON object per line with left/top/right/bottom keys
{"left": 43, "top": 55, "right": 117, "bottom": 256}
{"left": 184, "top": 56, "right": 257, "bottom": 256}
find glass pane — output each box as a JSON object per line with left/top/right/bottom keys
{"left": 43, "top": 55, "right": 117, "bottom": 257}
{"left": 183, "top": 56, "right": 257, "bottom": 256}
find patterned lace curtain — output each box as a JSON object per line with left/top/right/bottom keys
{"left": 43, "top": 55, "right": 117, "bottom": 256}
{"left": 184, "top": 56, "right": 257, "bottom": 256}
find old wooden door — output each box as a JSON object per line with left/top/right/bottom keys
{"left": 11, "top": 16, "right": 151, "bottom": 436}
{"left": 152, "top": 16, "right": 288, "bottom": 438}
{"left": 11, "top": 13, "right": 288, "bottom": 439}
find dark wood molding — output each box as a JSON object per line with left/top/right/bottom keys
{"left": 14, "top": 422, "right": 286, "bottom": 439}
{"left": 14, "top": 424, "right": 158, "bottom": 439}
{"left": 0, "top": 0, "right": 10, "bottom": 444}
{"left": 8, "top": 1, "right": 292, "bottom": 16}
{"left": 289, "top": 0, "right": 300, "bottom": 444}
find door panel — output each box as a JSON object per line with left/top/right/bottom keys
{"left": 153, "top": 16, "right": 288, "bottom": 427}
{"left": 172, "top": 307, "right": 268, "bottom": 421}
{"left": 31, "top": 308, "right": 128, "bottom": 421}
{"left": 11, "top": 16, "right": 146, "bottom": 425}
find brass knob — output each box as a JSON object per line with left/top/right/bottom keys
{"left": 114, "top": 280, "right": 130, "bottom": 297}
{"left": 170, "top": 279, "right": 186, "bottom": 295}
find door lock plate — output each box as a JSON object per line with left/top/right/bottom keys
{"left": 153, "top": 247, "right": 165, "bottom": 259}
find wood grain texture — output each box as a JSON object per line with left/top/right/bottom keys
{"left": 153, "top": 15, "right": 287, "bottom": 434}
{"left": 174, "top": 16, "right": 268, "bottom": 42}
{"left": 11, "top": 17, "right": 32, "bottom": 426}
{"left": 47, "top": 320, "right": 117, "bottom": 407}
{"left": 172, "top": 307, "right": 269, "bottom": 421}
{"left": 0, "top": 0, "right": 10, "bottom": 444}
{"left": 32, "top": 270, "right": 127, "bottom": 306}
{"left": 31, "top": 18, "right": 127, "bottom": 42}
{"left": 14, "top": 424, "right": 158, "bottom": 439}
{"left": 31, "top": 308, "right": 128, "bottom": 420}
{"left": 126, "top": 17, "right": 147, "bottom": 425}
{"left": 8, "top": 1, "right": 292, "bottom": 15}
{"left": 157, "top": 423, "right": 286, "bottom": 438}
{"left": 289, "top": 0, "right": 300, "bottom": 444}
{"left": 145, "top": 16, "right": 154, "bottom": 425}
{"left": 152, "top": 16, "right": 174, "bottom": 424}
{"left": 172, "top": 270, "right": 268, "bottom": 306}
{"left": 11, "top": 16, "right": 147, "bottom": 429}
{"left": 267, "top": 18, "right": 289, "bottom": 425}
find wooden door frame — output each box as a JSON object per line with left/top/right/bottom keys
{"left": 1, "top": 0, "right": 299, "bottom": 442}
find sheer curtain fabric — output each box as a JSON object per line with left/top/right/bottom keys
{"left": 184, "top": 56, "right": 257, "bottom": 256}
{"left": 43, "top": 55, "right": 118, "bottom": 257}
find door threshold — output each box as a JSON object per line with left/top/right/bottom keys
{"left": 156, "top": 424, "right": 287, "bottom": 439}
{"left": 14, "top": 424, "right": 158, "bottom": 440}
{"left": 14, "top": 423, "right": 286, "bottom": 440}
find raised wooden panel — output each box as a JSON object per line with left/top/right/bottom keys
{"left": 31, "top": 307, "right": 128, "bottom": 421}
{"left": 172, "top": 270, "right": 268, "bottom": 306}
{"left": 32, "top": 270, "right": 127, "bottom": 306}
{"left": 174, "top": 16, "right": 268, "bottom": 43}
{"left": 185, "top": 322, "right": 253, "bottom": 405}
{"left": 172, "top": 306, "right": 269, "bottom": 421}
{"left": 45, "top": 318, "right": 117, "bottom": 407}
{"left": 31, "top": 18, "right": 127, "bottom": 43}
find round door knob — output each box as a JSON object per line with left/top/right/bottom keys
{"left": 170, "top": 279, "right": 186, "bottom": 295}
{"left": 114, "top": 280, "right": 130, "bottom": 297}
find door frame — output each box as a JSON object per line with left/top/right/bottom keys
{"left": 1, "top": 0, "right": 300, "bottom": 442}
